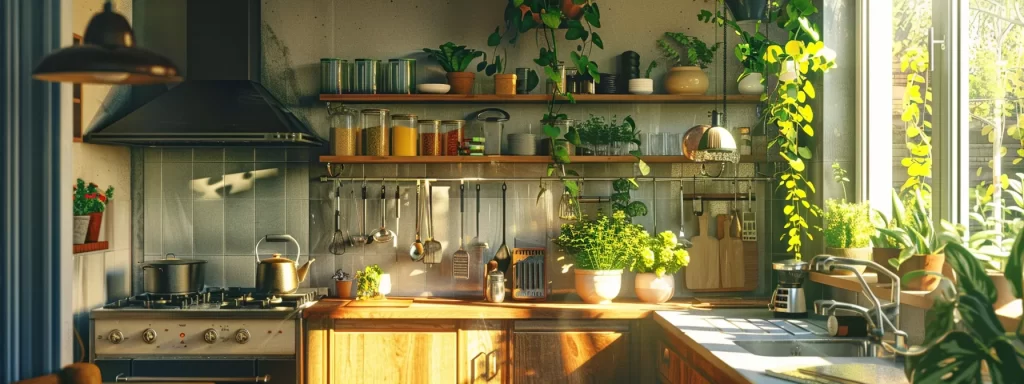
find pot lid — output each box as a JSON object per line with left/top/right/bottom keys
{"left": 259, "top": 253, "right": 296, "bottom": 264}
{"left": 145, "top": 258, "right": 207, "bottom": 265}
{"left": 772, "top": 259, "right": 808, "bottom": 271}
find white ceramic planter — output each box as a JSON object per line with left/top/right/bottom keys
{"left": 574, "top": 269, "right": 623, "bottom": 304}
{"left": 628, "top": 78, "right": 654, "bottom": 95}
{"left": 635, "top": 273, "right": 675, "bottom": 304}
{"left": 738, "top": 73, "right": 763, "bottom": 95}
{"left": 73, "top": 215, "right": 90, "bottom": 244}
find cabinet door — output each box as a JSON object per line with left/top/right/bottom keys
{"left": 513, "top": 331, "right": 630, "bottom": 384}
{"left": 459, "top": 320, "right": 506, "bottom": 384}
{"left": 657, "top": 342, "right": 681, "bottom": 384}
{"left": 332, "top": 326, "right": 457, "bottom": 383}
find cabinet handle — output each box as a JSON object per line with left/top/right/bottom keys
{"left": 486, "top": 350, "right": 499, "bottom": 379}
{"left": 662, "top": 347, "right": 670, "bottom": 365}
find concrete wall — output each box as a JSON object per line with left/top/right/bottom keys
{"left": 70, "top": 0, "right": 134, "bottom": 363}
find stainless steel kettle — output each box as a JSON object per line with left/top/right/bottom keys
{"left": 254, "top": 234, "right": 315, "bottom": 294}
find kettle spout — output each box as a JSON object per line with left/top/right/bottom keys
{"left": 297, "top": 258, "right": 316, "bottom": 282}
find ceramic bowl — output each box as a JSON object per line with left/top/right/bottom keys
{"left": 417, "top": 83, "right": 451, "bottom": 94}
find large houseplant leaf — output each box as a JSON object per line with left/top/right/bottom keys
{"left": 1006, "top": 225, "right": 1024, "bottom": 299}
{"left": 906, "top": 331, "right": 987, "bottom": 383}
{"left": 944, "top": 243, "right": 997, "bottom": 304}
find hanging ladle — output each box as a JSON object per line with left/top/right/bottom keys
{"left": 372, "top": 184, "right": 395, "bottom": 244}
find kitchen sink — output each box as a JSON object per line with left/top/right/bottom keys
{"left": 734, "top": 339, "right": 886, "bottom": 358}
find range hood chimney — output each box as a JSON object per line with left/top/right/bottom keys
{"left": 84, "top": 0, "right": 325, "bottom": 147}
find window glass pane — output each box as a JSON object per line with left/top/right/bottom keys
{"left": 892, "top": 1, "right": 934, "bottom": 210}
{"left": 965, "top": 0, "right": 1024, "bottom": 261}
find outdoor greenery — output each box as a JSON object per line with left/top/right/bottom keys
{"left": 629, "top": 231, "right": 689, "bottom": 277}
{"left": 422, "top": 42, "right": 483, "bottom": 72}
{"left": 73, "top": 178, "right": 113, "bottom": 216}
{"left": 556, "top": 211, "right": 648, "bottom": 270}
{"left": 656, "top": 31, "right": 720, "bottom": 69}
{"left": 355, "top": 264, "right": 383, "bottom": 300}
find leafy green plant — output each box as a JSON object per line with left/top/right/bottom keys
{"left": 73, "top": 178, "right": 113, "bottom": 216}
{"left": 892, "top": 235, "right": 1024, "bottom": 382}
{"left": 611, "top": 178, "right": 647, "bottom": 219}
{"left": 629, "top": 231, "right": 689, "bottom": 277}
{"left": 877, "top": 189, "right": 960, "bottom": 269}
{"left": 422, "top": 42, "right": 483, "bottom": 72}
{"left": 823, "top": 199, "right": 873, "bottom": 249}
{"left": 698, "top": 7, "right": 770, "bottom": 81}
{"left": 871, "top": 209, "right": 900, "bottom": 249}
{"left": 575, "top": 115, "right": 636, "bottom": 146}
{"left": 899, "top": 47, "right": 933, "bottom": 197}
{"left": 644, "top": 60, "right": 657, "bottom": 78}
{"left": 656, "top": 32, "right": 719, "bottom": 69}
{"left": 332, "top": 268, "right": 352, "bottom": 282}
{"left": 355, "top": 264, "right": 383, "bottom": 300}
{"left": 556, "top": 211, "right": 648, "bottom": 271}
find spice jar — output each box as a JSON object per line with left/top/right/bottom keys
{"left": 361, "top": 109, "right": 390, "bottom": 156}
{"left": 391, "top": 114, "right": 418, "bottom": 156}
{"left": 418, "top": 119, "right": 442, "bottom": 156}
{"left": 738, "top": 127, "right": 752, "bottom": 155}
{"left": 441, "top": 120, "right": 465, "bottom": 156}
{"left": 329, "top": 107, "right": 358, "bottom": 156}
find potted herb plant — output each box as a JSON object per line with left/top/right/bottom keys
{"left": 628, "top": 61, "right": 657, "bottom": 95}
{"left": 72, "top": 178, "right": 114, "bottom": 244}
{"left": 422, "top": 42, "right": 484, "bottom": 95}
{"left": 630, "top": 231, "right": 689, "bottom": 304}
{"left": 355, "top": 264, "right": 384, "bottom": 300}
{"left": 877, "top": 189, "right": 959, "bottom": 291}
{"left": 332, "top": 268, "right": 353, "bottom": 298}
{"left": 556, "top": 211, "right": 648, "bottom": 304}
{"left": 479, "top": 27, "right": 517, "bottom": 95}
{"left": 656, "top": 32, "right": 719, "bottom": 95}
{"left": 823, "top": 163, "right": 874, "bottom": 274}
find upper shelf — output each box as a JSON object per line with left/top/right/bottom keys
{"left": 318, "top": 94, "right": 762, "bottom": 104}
{"left": 319, "top": 155, "right": 761, "bottom": 164}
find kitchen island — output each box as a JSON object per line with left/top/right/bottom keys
{"left": 303, "top": 298, "right": 904, "bottom": 384}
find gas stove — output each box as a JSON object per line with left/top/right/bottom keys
{"left": 100, "top": 287, "right": 321, "bottom": 311}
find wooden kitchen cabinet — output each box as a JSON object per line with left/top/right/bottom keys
{"left": 511, "top": 320, "right": 634, "bottom": 384}
{"left": 657, "top": 341, "right": 712, "bottom": 384}
{"left": 313, "top": 320, "right": 458, "bottom": 384}
{"left": 459, "top": 320, "right": 508, "bottom": 384}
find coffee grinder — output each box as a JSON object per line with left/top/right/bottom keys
{"left": 769, "top": 259, "right": 808, "bottom": 318}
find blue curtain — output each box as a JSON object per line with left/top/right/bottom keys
{"left": 0, "top": 0, "right": 67, "bottom": 381}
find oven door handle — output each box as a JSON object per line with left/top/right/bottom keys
{"left": 115, "top": 373, "right": 270, "bottom": 383}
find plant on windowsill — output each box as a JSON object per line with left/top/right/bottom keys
{"left": 354, "top": 264, "right": 384, "bottom": 300}
{"left": 876, "top": 189, "right": 960, "bottom": 291}
{"left": 332, "top": 269, "right": 353, "bottom": 298}
{"left": 823, "top": 163, "right": 874, "bottom": 275}
{"left": 422, "top": 42, "right": 484, "bottom": 95}
{"left": 556, "top": 211, "right": 648, "bottom": 304}
{"left": 72, "top": 178, "right": 113, "bottom": 245}
{"left": 657, "top": 31, "right": 719, "bottom": 95}
{"left": 629, "top": 231, "right": 689, "bottom": 304}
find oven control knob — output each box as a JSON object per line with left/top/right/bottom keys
{"left": 108, "top": 330, "right": 124, "bottom": 344}
{"left": 141, "top": 328, "right": 157, "bottom": 344}
{"left": 203, "top": 329, "right": 218, "bottom": 344}
{"left": 234, "top": 329, "right": 250, "bottom": 344}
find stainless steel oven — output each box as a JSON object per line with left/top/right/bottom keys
{"left": 95, "top": 358, "right": 294, "bottom": 383}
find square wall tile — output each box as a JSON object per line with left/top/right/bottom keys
{"left": 254, "top": 163, "right": 285, "bottom": 199}
{"left": 144, "top": 199, "right": 162, "bottom": 256}
{"left": 194, "top": 200, "right": 225, "bottom": 255}
{"left": 225, "top": 199, "right": 255, "bottom": 255}
{"left": 255, "top": 200, "right": 287, "bottom": 255}
{"left": 226, "top": 148, "right": 255, "bottom": 162}
{"left": 196, "top": 255, "right": 225, "bottom": 288}
{"left": 286, "top": 199, "right": 310, "bottom": 256}
{"left": 224, "top": 256, "right": 256, "bottom": 286}
{"left": 286, "top": 163, "right": 309, "bottom": 199}
{"left": 161, "top": 199, "right": 193, "bottom": 257}
{"left": 162, "top": 163, "right": 193, "bottom": 200}
{"left": 224, "top": 162, "right": 255, "bottom": 199}
{"left": 255, "top": 148, "right": 286, "bottom": 162}
{"left": 163, "top": 148, "right": 193, "bottom": 162}
{"left": 194, "top": 148, "right": 225, "bottom": 162}
{"left": 192, "top": 163, "right": 225, "bottom": 200}
{"left": 144, "top": 148, "right": 162, "bottom": 163}
{"left": 144, "top": 162, "right": 162, "bottom": 199}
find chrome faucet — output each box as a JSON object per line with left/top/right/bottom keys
{"left": 808, "top": 255, "right": 909, "bottom": 349}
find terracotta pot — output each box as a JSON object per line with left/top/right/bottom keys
{"left": 574, "top": 269, "right": 623, "bottom": 304}
{"left": 519, "top": 0, "right": 582, "bottom": 25}
{"left": 73, "top": 215, "right": 90, "bottom": 245}
{"left": 335, "top": 280, "right": 353, "bottom": 298}
{"left": 86, "top": 212, "right": 103, "bottom": 243}
{"left": 738, "top": 73, "right": 764, "bottom": 95}
{"left": 825, "top": 247, "right": 872, "bottom": 275}
{"left": 635, "top": 272, "right": 675, "bottom": 304}
{"left": 447, "top": 72, "right": 476, "bottom": 95}
{"left": 664, "top": 66, "right": 709, "bottom": 95}
{"left": 898, "top": 254, "right": 946, "bottom": 291}
{"left": 494, "top": 74, "right": 517, "bottom": 95}
{"left": 990, "top": 272, "right": 1017, "bottom": 309}
{"left": 872, "top": 247, "right": 901, "bottom": 273}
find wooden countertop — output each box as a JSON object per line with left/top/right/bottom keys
{"left": 303, "top": 297, "right": 769, "bottom": 320}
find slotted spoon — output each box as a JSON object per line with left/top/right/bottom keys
{"left": 452, "top": 183, "right": 470, "bottom": 279}
{"left": 423, "top": 182, "right": 443, "bottom": 264}
{"left": 468, "top": 184, "right": 488, "bottom": 250}
{"left": 494, "top": 182, "right": 511, "bottom": 273}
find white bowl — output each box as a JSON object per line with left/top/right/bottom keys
{"left": 417, "top": 83, "right": 451, "bottom": 94}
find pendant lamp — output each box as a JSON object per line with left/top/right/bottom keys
{"left": 693, "top": 110, "right": 739, "bottom": 164}
{"left": 32, "top": 1, "right": 181, "bottom": 84}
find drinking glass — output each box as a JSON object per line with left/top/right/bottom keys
{"left": 647, "top": 132, "right": 664, "bottom": 155}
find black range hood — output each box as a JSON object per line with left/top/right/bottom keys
{"left": 84, "top": 0, "right": 325, "bottom": 147}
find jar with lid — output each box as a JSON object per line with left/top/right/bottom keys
{"left": 329, "top": 106, "right": 358, "bottom": 156}
{"left": 361, "top": 109, "right": 390, "bottom": 156}
{"left": 418, "top": 120, "right": 442, "bottom": 156}
{"left": 441, "top": 120, "right": 465, "bottom": 156}
{"left": 564, "top": 67, "right": 579, "bottom": 94}
{"left": 552, "top": 118, "right": 576, "bottom": 156}
{"left": 738, "top": 127, "right": 752, "bottom": 155}
{"left": 391, "top": 114, "right": 418, "bottom": 156}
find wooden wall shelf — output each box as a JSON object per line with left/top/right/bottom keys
{"left": 319, "top": 94, "right": 762, "bottom": 104}
{"left": 73, "top": 241, "right": 109, "bottom": 254}
{"left": 319, "top": 155, "right": 759, "bottom": 164}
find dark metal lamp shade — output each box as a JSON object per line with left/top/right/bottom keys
{"left": 32, "top": 2, "right": 181, "bottom": 84}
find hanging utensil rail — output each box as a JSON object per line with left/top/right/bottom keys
{"left": 319, "top": 176, "right": 774, "bottom": 183}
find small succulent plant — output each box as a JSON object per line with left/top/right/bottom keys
{"left": 332, "top": 268, "right": 352, "bottom": 282}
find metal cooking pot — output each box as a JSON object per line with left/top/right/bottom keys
{"left": 255, "top": 234, "right": 315, "bottom": 294}
{"left": 142, "top": 253, "right": 207, "bottom": 294}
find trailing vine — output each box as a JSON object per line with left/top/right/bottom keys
{"left": 899, "top": 47, "right": 933, "bottom": 197}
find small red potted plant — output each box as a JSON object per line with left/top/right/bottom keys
{"left": 73, "top": 179, "right": 114, "bottom": 244}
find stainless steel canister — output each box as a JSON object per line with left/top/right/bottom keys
{"left": 383, "top": 59, "right": 416, "bottom": 94}
{"left": 320, "top": 58, "right": 342, "bottom": 94}
{"left": 515, "top": 67, "right": 535, "bottom": 94}
{"left": 354, "top": 59, "right": 380, "bottom": 94}
{"left": 485, "top": 271, "right": 505, "bottom": 303}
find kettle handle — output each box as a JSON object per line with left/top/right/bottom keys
{"left": 254, "top": 234, "right": 301, "bottom": 264}
{"left": 469, "top": 108, "right": 510, "bottom": 121}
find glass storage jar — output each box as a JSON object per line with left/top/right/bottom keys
{"left": 391, "top": 114, "right": 418, "bottom": 156}
{"left": 361, "top": 108, "right": 390, "bottom": 156}
{"left": 329, "top": 106, "right": 358, "bottom": 156}
{"left": 552, "top": 118, "right": 576, "bottom": 156}
{"left": 441, "top": 120, "right": 465, "bottom": 156}
{"left": 418, "top": 119, "right": 442, "bottom": 156}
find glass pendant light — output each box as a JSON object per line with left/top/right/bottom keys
{"left": 32, "top": 1, "right": 181, "bottom": 84}
{"left": 693, "top": 110, "right": 739, "bottom": 164}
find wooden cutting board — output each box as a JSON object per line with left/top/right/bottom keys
{"left": 686, "top": 214, "right": 720, "bottom": 290}
{"left": 716, "top": 214, "right": 729, "bottom": 239}
{"left": 344, "top": 298, "right": 414, "bottom": 307}
{"left": 720, "top": 214, "right": 745, "bottom": 288}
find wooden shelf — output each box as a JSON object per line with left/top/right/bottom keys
{"left": 73, "top": 241, "right": 109, "bottom": 254}
{"left": 319, "top": 155, "right": 760, "bottom": 164}
{"left": 319, "top": 93, "right": 762, "bottom": 104}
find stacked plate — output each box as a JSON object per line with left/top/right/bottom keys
{"left": 507, "top": 134, "right": 537, "bottom": 156}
